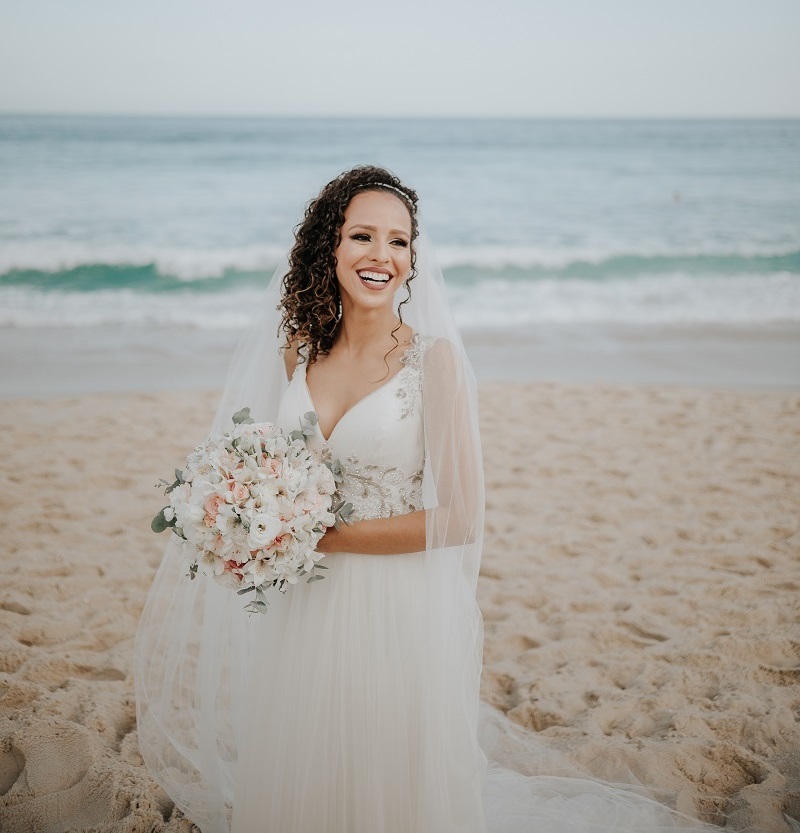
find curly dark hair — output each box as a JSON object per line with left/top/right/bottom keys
{"left": 277, "top": 165, "right": 419, "bottom": 370}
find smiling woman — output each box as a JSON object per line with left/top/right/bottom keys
{"left": 277, "top": 166, "right": 420, "bottom": 371}
{"left": 134, "top": 165, "right": 729, "bottom": 833}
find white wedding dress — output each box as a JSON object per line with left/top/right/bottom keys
{"left": 229, "top": 332, "right": 720, "bottom": 833}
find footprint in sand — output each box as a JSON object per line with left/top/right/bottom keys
{"left": 0, "top": 721, "right": 121, "bottom": 830}
{"left": 0, "top": 601, "right": 31, "bottom": 616}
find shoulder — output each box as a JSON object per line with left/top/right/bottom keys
{"left": 280, "top": 335, "right": 304, "bottom": 383}
{"left": 401, "top": 331, "right": 437, "bottom": 369}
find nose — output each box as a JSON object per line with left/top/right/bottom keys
{"left": 369, "top": 237, "right": 391, "bottom": 263}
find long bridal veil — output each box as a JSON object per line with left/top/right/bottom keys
{"left": 134, "top": 225, "right": 740, "bottom": 832}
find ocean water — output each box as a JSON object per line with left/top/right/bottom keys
{"left": 1, "top": 114, "right": 799, "bottom": 331}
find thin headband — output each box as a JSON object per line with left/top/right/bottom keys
{"left": 358, "top": 182, "right": 414, "bottom": 205}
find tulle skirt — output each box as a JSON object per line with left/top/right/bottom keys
{"left": 230, "top": 550, "right": 720, "bottom": 833}
{"left": 232, "top": 548, "right": 487, "bottom": 833}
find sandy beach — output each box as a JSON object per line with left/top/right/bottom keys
{"left": 0, "top": 381, "right": 798, "bottom": 832}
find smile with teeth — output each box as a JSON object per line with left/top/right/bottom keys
{"left": 358, "top": 270, "right": 392, "bottom": 284}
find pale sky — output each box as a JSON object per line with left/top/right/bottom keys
{"left": 1, "top": 0, "right": 799, "bottom": 117}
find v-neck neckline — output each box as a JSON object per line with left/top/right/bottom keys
{"left": 300, "top": 332, "right": 417, "bottom": 444}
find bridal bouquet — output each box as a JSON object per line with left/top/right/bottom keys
{"left": 151, "top": 407, "right": 353, "bottom": 614}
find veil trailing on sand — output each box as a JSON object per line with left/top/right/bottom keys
{"left": 134, "top": 223, "right": 734, "bottom": 832}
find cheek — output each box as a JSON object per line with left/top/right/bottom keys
{"left": 396, "top": 248, "right": 412, "bottom": 273}
{"left": 334, "top": 240, "right": 356, "bottom": 273}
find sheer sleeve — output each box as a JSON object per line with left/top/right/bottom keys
{"left": 422, "top": 335, "right": 485, "bottom": 592}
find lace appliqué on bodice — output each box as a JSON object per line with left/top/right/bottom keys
{"left": 395, "top": 331, "right": 431, "bottom": 419}
{"left": 328, "top": 450, "right": 424, "bottom": 522}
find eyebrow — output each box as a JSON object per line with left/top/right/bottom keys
{"left": 348, "top": 224, "right": 410, "bottom": 237}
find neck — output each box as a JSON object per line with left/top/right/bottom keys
{"left": 335, "top": 300, "right": 403, "bottom": 355}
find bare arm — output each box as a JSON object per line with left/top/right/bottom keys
{"left": 315, "top": 509, "right": 427, "bottom": 555}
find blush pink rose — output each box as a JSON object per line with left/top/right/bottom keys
{"left": 231, "top": 483, "right": 250, "bottom": 503}
{"left": 204, "top": 494, "right": 225, "bottom": 527}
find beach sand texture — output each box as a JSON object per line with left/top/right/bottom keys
{"left": 0, "top": 384, "right": 798, "bottom": 832}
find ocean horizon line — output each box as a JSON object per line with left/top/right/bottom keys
{"left": 2, "top": 111, "right": 799, "bottom": 122}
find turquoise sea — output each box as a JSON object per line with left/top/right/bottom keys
{"left": 1, "top": 115, "right": 799, "bottom": 331}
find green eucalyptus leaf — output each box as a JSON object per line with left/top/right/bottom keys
{"left": 151, "top": 509, "right": 169, "bottom": 533}
{"left": 232, "top": 407, "right": 254, "bottom": 425}
{"left": 336, "top": 502, "right": 355, "bottom": 525}
{"left": 243, "top": 599, "right": 268, "bottom": 615}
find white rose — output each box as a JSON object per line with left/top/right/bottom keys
{"left": 176, "top": 501, "right": 204, "bottom": 534}
{"left": 247, "top": 513, "right": 282, "bottom": 551}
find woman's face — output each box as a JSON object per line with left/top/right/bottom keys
{"left": 334, "top": 190, "right": 412, "bottom": 312}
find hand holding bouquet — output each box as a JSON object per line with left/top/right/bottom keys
{"left": 152, "top": 407, "right": 352, "bottom": 614}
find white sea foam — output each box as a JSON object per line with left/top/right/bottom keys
{"left": 3, "top": 272, "right": 798, "bottom": 330}
{"left": 433, "top": 242, "right": 799, "bottom": 271}
{"left": 0, "top": 242, "right": 289, "bottom": 282}
{"left": 1, "top": 241, "right": 798, "bottom": 282}
{"left": 447, "top": 272, "right": 800, "bottom": 328}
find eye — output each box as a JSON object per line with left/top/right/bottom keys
{"left": 350, "top": 233, "right": 370, "bottom": 242}
{"left": 391, "top": 239, "right": 409, "bottom": 247}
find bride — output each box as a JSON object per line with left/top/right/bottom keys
{"left": 134, "top": 166, "right": 728, "bottom": 832}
